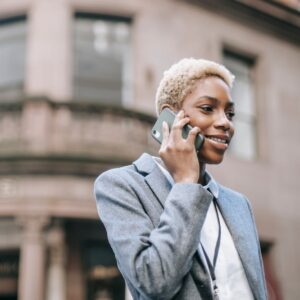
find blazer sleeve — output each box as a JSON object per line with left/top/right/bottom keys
{"left": 94, "top": 169, "right": 212, "bottom": 300}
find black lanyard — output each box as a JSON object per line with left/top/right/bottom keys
{"left": 201, "top": 198, "right": 221, "bottom": 299}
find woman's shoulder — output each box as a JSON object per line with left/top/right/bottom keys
{"left": 95, "top": 164, "right": 138, "bottom": 185}
{"left": 217, "top": 183, "right": 249, "bottom": 202}
{"left": 95, "top": 153, "right": 156, "bottom": 186}
{"left": 217, "top": 184, "right": 255, "bottom": 216}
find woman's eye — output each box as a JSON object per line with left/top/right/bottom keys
{"left": 201, "top": 105, "right": 213, "bottom": 112}
{"left": 226, "top": 111, "right": 235, "bottom": 120}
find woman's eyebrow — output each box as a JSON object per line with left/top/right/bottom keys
{"left": 196, "top": 96, "right": 218, "bottom": 104}
{"left": 198, "top": 95, "right": 234, "bottom": 105}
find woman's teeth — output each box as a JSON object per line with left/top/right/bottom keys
{"left": 207, "top": 137, "right": 227, "bottom": 144}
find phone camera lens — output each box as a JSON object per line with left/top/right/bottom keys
{"left": 152, "top": 130, "right": 160, "bottom": 138}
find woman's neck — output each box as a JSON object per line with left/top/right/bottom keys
{"left": 198, "top": 163, "right": 206, "bottom": 185}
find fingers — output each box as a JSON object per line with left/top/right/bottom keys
{"left": 186, "top": 126, "right": 200, "bottom": 146}
{"left": 173, "top": 110, "right": 189, "bottom": 128}
{"left": 161, "top": 121, "right": 169, "bottom": 148}
{"left": 158, "top": 110, "right": 200, "bottom": 183}
{"left": 161, "top": 110, "right": 200, "bottom": 149}
{"left": 172, "top": 110, "right": 190, "bottom": 142}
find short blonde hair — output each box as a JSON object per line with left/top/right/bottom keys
{"left": 155, "top": 58, "right": 235, "bottom": 115}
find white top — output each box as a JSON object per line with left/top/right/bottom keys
{"left": 153, "top": 157, "right": 254, "bottom": 300}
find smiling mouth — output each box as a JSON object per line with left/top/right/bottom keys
{"left": 206, "top": 136, "right": 229, "bottom": 145}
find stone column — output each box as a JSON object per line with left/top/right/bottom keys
{"left": 46, "top": 222, "right": 66, "bottom": 300}
{"left": 26, "top": 0, "right": 72, "bottom": 100}
{"left": 17, "top": 215, "right": 49, "bottom": 300}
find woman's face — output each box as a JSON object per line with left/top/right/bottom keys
{"left": 181, "top": 76, "right": 235, "bottom": 164}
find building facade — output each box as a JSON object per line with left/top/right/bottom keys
{"left": 0, "top": 0, "right": 299, "bottom": 299}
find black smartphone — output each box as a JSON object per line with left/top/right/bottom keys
{"left": 151, "top": 107, "right": 204, "bottom": 151}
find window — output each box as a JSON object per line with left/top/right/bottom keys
{"left": 223, "top": 49, "right": 257, "bottom": 160}
{"left": 260, "top": 241, "right": 283, "bottom": 300}
{"left": 74, "top": 13, "right": 132, "bottom": 105}
{"left": 0, "top": 250, "right": 19, "bottom": 299}
{"left": 84, "top": 241, "right": 125, "bottom": 300}
{"left": 0, "top": 16, "right": 27, "bottom": 101}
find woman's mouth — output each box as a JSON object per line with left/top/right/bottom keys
{"left": 205, "top": 135, "right": 230, "bottom": 150}
{"left": 206, "top": 137, "right": 228, "bottom": 144}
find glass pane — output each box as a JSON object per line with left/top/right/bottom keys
{"left": 74, "top": 17, "right": 131, "bottom": 105}
{"left": 0, "top": 20, "right": 26, "bottom": 100}
{"left": 231, "top": 74, "right": 255, "bottom": 117}
{"left": 229, "top": 120, "right": 256, "bottom": 160}
{"left": 224, "top": 55, "right": 255, "bottom": 116}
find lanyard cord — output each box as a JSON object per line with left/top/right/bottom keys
{"left": 201, "top": 198, "right": 221, "bottom": 295}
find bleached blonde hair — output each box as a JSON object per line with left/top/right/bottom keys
{"left": 155, "top": 58, "right": 235, "bottom": 115}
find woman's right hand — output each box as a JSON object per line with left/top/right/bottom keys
{"left": 159, "top": 110, "right": 201, "bottom": 184}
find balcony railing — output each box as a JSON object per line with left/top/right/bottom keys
{"left": 0, "top": 97, "right": 159, "bottom": 176}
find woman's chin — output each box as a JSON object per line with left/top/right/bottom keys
{"left": 197, "top": 152, "right": 225, "bottom": 165}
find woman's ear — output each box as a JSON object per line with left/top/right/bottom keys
{"left": 161, "top": 104, "right": 178, "bottom": 113}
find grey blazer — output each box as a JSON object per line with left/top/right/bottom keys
{"left": 94, "top": 153, "right": 267, "bottom": 300}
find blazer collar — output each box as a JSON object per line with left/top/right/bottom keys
{"left": 133, "top": 153, "right": 171, "bottom": 208}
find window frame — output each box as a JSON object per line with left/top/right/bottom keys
{"left": 223, "top": 48, "right": 258, "bottom": 161}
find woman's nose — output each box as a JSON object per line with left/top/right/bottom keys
{"left": 214, "top": 112, "right": 231, "bottom": 131}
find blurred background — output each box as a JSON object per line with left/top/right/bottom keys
{"left": 0, "top": 0, "right": 299, "bottom": 299}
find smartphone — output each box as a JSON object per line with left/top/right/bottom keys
{"left": 151, "top": 108, "right": 204, "bottom": 151}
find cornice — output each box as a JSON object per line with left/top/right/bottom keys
{"left": 184, "top": 0, "right": 300, "bottom": 45}
{"left": 0, "top": 97, "right": 156, "bottom": 124}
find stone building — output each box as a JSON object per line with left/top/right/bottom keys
{"left": 0, "top": 0, "right": 299, "bottom": 299}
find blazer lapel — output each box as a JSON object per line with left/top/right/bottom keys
{"left": 217, "top": 186, "right": 262, "bottom": 300}
{"left": 133, "top": 153, "right": 171, "bottom": 208}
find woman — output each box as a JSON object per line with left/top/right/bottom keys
{"left": 94, "top": 58, "right": 267, "bottom": 300}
